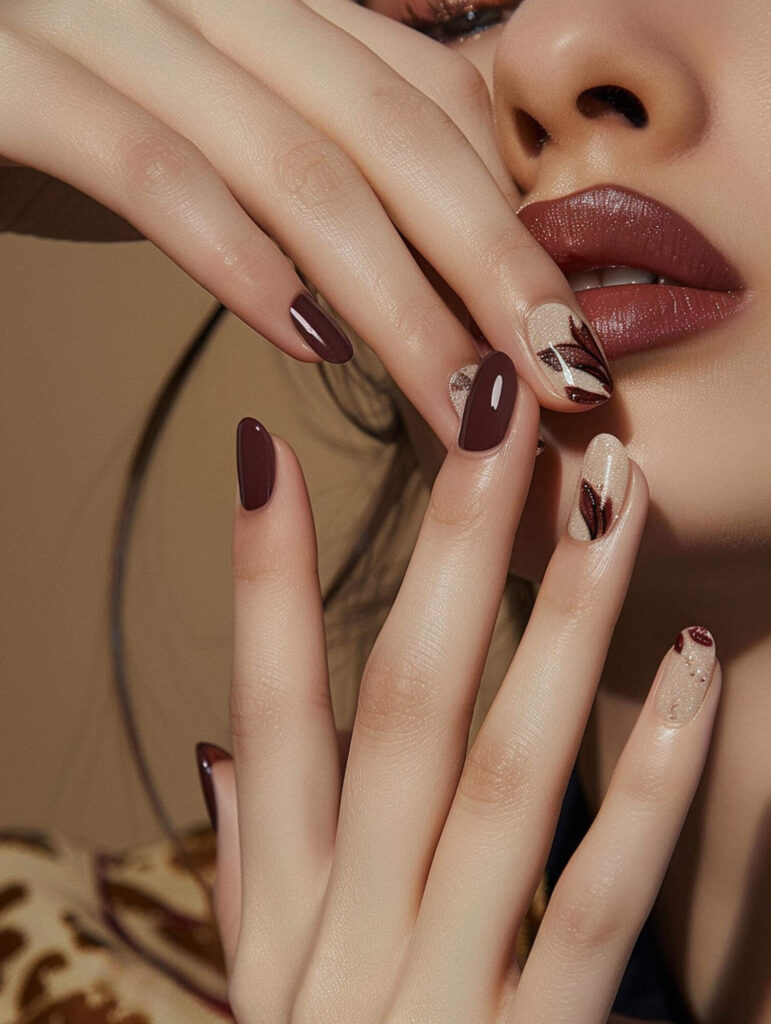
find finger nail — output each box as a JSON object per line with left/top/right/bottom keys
{"left": 525, "top": 303, "right": 613, "bottom": 405}
{"left": 449, "top": 363, "right": 479, "bottom": 418}
{"left": 458, "top": 351, "right": 517, "bottom": 451}
{"left": 289, "top": 292, "right": 353, "bottom": 363}
{"left": 237, "top": 417, "right": 275, "bottom": 510}
{"left": 568, "top": 433, "right": 628, "bottom": 541}
{"left": 654, "top": 628, "right": 717, "bottom": 724}
{"left": 195, "top": 742, "right": 233, "bottom": 832}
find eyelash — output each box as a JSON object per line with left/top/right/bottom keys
{"left": 404, "top": 0, "right": 519, "bottom": 43}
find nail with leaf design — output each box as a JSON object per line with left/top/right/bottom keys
{"left": 525, "top": 302, "right": 613, "bottom": 405}
{"left": 568, "top": 433, "right": 629, "bottom": 541}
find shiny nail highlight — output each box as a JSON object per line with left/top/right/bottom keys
{"left": 568, "top": 433, "right": 628, "bottom": 541}
{"left": 525, "top": 302, "right": 613, "bottom": 404}
{"left": 289, "top": 292, "right": 353, "bottom": 363}
{"left": 654, "top": 628, "right": 716, "bottom": 724}
{"left": 237, "top": 417, "right": 275, "bottom": 510}
{"left": 195, "top": 742, "right": 232, "bottom": 832}
{"left": 458, "top": 351, "right": 517, "bottom": 451}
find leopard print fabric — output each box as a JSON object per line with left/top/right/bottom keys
{"left": 0, "top": 822, "right": 547, "bottom": 1022}
{"left": 0, "top": 825, "right": 231, "bottom": 1023}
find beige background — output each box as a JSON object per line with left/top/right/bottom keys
{"left": 1, "top": 234, "right": 403, "bottom": 848}
{"left": 1, "top": 234, "right": 522, "bottom": 852}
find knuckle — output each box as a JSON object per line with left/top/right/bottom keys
{"left": 229, "top": 664, "right": 331, "bottom": 742}
{"left": 614, "top": 746, "right": 672, "bottom": 813}
{"left": 548, "top": 866, "right": 624, "bottom": 953}
{"left": 457, "top": 730, "right": 539, "bottom": 816}
{"left": 115, "top": 126, "right": 201, "bottom": 203}
{"left": 425, "top": 474, "right": 486, "bottom": 533}
{"left": 356, "top": 648, "right": 443, "bottom": 742}
{"left": 390, "top": 292, "right": 449, "bottom": 351}
{"left": 361, "top": 76, "right": 460, "bottom": 155}
{"left": 477, "top": 225, "right": 534, "bottom": 285}
{"left": 269, "top": 135, "right": 361, "bottom": 211}
{"left": 229, "top": 679, "right": 273, "bottom": 742}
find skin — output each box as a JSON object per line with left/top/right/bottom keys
{"left": 2, "top": 0, "right": 768, "bottom": 1018}
{"left": 366, "top": 0, "right": 771, "bottom": 1019}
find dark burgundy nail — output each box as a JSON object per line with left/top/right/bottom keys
{"left": 237, "top": 417, "right": 275, "bottom": 510}
{"left": 195, "top": 742, "right": 232, "bottom": 832}
{"left": 458, "top": 351, "right": 518, "bottom": 451}
{"left": 289, "top": 292, "right": 353, "bottom": 364}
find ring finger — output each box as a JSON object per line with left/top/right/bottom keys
{"left": 392, "top": 434, "right": 649, "bottom": 1020}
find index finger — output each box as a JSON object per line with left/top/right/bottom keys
{"left": 182, "top": 0, "right": 614, "bottom": 419}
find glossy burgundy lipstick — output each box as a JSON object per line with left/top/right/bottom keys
{"left": 518, "top": 185, "right": 747, "bottom": 358}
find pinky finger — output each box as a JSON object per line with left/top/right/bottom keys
{"left": 197, "top": 746, "right": 242, "bottom": 976}
{"left": 511, "top": 629, "right": 721, "bottom": 1024}
{"left": 0, "top": 32, "right": 351, "bottom": 364}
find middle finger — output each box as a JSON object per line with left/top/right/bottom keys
{"left": 297, "top": 352, "right": 539, "bottom": 1020}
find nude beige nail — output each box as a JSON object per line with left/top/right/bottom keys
{"left": 654, "top": 627, "right": 717, "bottom": 724}
{"left": 525, "top": 302, "right": 613, "bottom": 405}
{"left": 568, "top": 433, "right": 629, "bottom": 541}
{"left": 449, "top": 363, "right": 479, "bottom": 418}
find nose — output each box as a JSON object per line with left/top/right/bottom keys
{"left": 493, "top": 0, "right": 709, "bottom": 194}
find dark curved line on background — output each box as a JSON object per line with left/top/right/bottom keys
{"left": 109, "top": 301, "right": 227, "bottom": 885}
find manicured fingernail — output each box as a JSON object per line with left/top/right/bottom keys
{"left": 195, "top": 742, "right": 232, "bottom": 832}
{"left": 289, "top": 292, "right": 353, "bottom": 363}
{"left": 536, "top": 437, "right": 546, "bottom": 457}
{"left": 654, "top": 628, "right": 716, "bottom": 724}
{"left": 525, "top": 303, "right": 613, "bottom": 405}
{"left": 568, "top": 433, "right": 628, "bottom": 541}
{"left": 449, "top": 363, "right": 479, "bottom": 418}
{"left": 458, "top": 351, "right": 517, "bottom": 451}
{"left": 237, "top": 417, "right": 275, "bottom": 510}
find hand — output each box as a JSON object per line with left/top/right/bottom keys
{"left": 199, "top": 352, "right": 720, "bottom": 1022}
{"left": 0, "top": 0, "right": 613, "bottom": 448}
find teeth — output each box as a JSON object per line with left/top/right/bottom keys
{"left": 567, "top": 266, "right": 664, "bottom": 292}
{"left": 567, "top": 270, "right": 603, "bottom": 292}
{"left": 601, "top": 266, "right": 658, "bottom": 287}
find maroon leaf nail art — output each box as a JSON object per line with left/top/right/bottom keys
{"left": 537, "top": 316, "right": 614, "bottom": 404}
{"left": 675, "top": 626, "right": 715, "bottom": 653}
{"left": 564, "top": 386, "right": 611, "bottom": 405}
{"left": 579, "top": 479, "right": 613, "bottom": 540}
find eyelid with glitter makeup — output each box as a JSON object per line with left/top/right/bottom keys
{"left": 403, "top": 0, "right": 520, "bottom": 40}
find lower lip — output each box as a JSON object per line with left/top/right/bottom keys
{"left": 574, "top": 283, "right": 747, "bottom": 358}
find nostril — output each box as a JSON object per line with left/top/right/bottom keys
{"left": 576, "top": 85, "right": 649, "bottom": 128}
{"left": 515, "top": 109, "right": 551, "bottom": 157}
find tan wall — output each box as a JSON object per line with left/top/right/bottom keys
{"left": 0, "top": 235, "right": 394, "bottom": 849}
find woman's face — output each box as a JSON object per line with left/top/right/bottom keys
{"left": 366, "top": 0, "right": 771, "bottom": 583}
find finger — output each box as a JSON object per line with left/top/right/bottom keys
{"left": 394, "top": 435, "right": 648, "bottom": 1021}
{"left": 293, "top": 354, "right": 541, "bottom": 1022}
{"left": 0, "top": 29, "right": 350, "bottom": 363}
{"left": 199, "top": 749, "right": 242, "bottom": 975}
{"left": 229, "top": 419, "right": 339, "bottom": 1016}
{"left": 16, "top": 2, "right": 477, "bottom": 444}
{"left": 513, "top": 632, "right": 721, "bottom": 1024}
{"left": 304, "top": 0, "right": 519, "bottom": 205}
{"left": 174, "top": 0, "right": 615, "bottom": 413}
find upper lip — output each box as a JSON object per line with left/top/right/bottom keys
{"left": 517, "top": 184, "right": 744, "bottom": 293}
